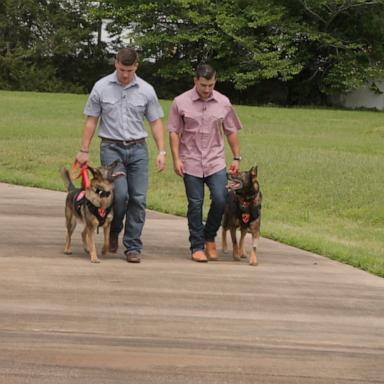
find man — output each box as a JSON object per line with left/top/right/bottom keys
{"left": 168, "top": 64, "right": 242, "bottom": 262}
{"left": 75, "top": 47, "right": 166, "bottom": 263}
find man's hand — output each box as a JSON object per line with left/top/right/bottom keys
{"left": 156, "top": 152, "right": 166, "bottom": 172}
{"left": 173, "top": 158, "right": 184, "bottom": 177}
{"left": 228, "top": 160, "right": 240, "bottom": 175}
{"left": 75, "top": 151, "right": 89, "bottom": 165}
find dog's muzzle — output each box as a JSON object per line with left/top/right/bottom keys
{"left": 226, "top": 175, "right": 243, "bottom": 191}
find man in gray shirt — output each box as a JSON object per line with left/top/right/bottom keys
{"left": 75, "top": 47, "right": 166, "bottom": 263}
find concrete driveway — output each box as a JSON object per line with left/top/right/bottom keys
{"left": 0, "top": 182, "right": 383, "bottom": 384}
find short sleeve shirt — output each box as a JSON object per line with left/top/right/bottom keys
{"left": 84, "top": 72, "right": 164, "bottom": 141}
{"left": 167, "top": 88, "right": 242, "bottom": 177}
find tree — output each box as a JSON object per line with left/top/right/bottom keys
{"left": 285, "top": 0, "right": 384, "bottom": 99}
{"left": 2, "top": 0, "right": 383, "bottom": 103}
{"left": 103, "top": 0, "right": 302, "bottom": 89}
{"left": 0, "top": 0, "right": 111, "bottom": 92}
{"left": 103, "top": 0, "right": 384, "bottom": 104}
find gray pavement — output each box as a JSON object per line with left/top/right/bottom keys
{"left": 0, "top": 182, "right": 383, "bottom": 384}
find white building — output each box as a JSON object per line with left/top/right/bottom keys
{"left": 330, "top": 80, "right": 384, "bottom": 111}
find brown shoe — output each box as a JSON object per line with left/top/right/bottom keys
{"left": 109, "top": 232, "right": 119, "bottom": 253}
{"left": 126, "top": 251, "right": 141, "bottom": 263}
{"left": 205, "top": 241, "right": 218, "bottom": 261}
{"left": 191, "top": 250, "right": 208, "bottom": 262}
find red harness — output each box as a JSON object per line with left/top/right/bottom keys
{"left": 237, "top": 194, "right": 261, "bottom": 225}
{"left": 73, "top": 190, "right": 111, "bottom": 228}
{"left": 71, "top": 161, "right": 110, "bottom": 227}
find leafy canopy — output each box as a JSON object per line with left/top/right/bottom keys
{"left": 103, "top": 0, "right": 384, "bottom": 97}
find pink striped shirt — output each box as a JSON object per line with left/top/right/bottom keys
{"left": 168, "top": 87, "right": 242, "bottom": 177}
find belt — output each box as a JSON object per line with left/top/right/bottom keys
{"left": 101, "top": 137, "right": 146, "bottom": 146}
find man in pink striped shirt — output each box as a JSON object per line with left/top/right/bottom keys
{"left": 168, "top": 64, "right": 242, "bottom": 262}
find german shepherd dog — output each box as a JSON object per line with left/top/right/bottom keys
{"left": 222, "top": 166, "right": 262, "bottom": 266}
{"left": 61, "top": 161, "right": 120, "bottom": 263}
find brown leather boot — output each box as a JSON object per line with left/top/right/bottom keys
{"left": 109, "top": 232, "right": 119, "bottom": 253}
{"left": 205, "top": 241, "right": 218, "bottom": 260}
{"left": 191, "top": 250, "right": 208, "bottom": 262}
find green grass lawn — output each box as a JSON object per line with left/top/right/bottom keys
{"left": 0, "top": 90, "right": 383, "bottom": 277}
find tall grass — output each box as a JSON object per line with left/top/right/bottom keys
{"left": 0, "top": 90, "right": 383, "bottom": 277}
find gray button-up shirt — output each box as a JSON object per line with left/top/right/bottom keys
{"left": 84, "top": 72, "right": 164, "bottom": 141}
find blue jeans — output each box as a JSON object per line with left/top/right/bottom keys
{"left": 183, "top": 168, "right": 228, "bottom": 253}
{"left": 100, "top": 141, "right": 148, "bottom": 253}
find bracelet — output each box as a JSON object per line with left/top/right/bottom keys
{"left": 80, "top": 149, "right": 89, "bottom": 154}
{"left": 159, "top": 150, "right": 166, "bottom": 156}
{"left": 233, "top": 156, "right": 242, "bottom": 161}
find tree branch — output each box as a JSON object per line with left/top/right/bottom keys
{"left": 301, "top": 0, "right": 382, "bottom": 31}
{"left": 300, "top": 0, "right": 327, "bottom": 24}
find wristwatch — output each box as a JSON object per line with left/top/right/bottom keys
{"left": 159, "top": 150, "right": 166, "bottom": 156}
{"left": 233, "top": 156, "right": 242, "bottom": 161}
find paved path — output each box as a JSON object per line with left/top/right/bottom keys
{"left": 0, "top": 182, "right": 383, "bottom": 384}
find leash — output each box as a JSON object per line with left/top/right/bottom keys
{"left": 70, "top": 160, "right": 90, "bottom": 190}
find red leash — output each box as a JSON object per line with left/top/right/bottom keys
{"left": 70, "top": 160, "right": 90, "bottom": 189}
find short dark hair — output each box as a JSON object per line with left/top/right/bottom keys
{"left": 195, "top": 64, "right": 216, "bottom": 80}
{"left": 116, "top": 47, "right": 139, "bottom": 66}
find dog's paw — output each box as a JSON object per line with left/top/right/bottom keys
{"left": 64, "top": 250, "right": 72, "bottom": 255}
{"left": 91, "top": 258, "right": 100, "bottom": 263}
{"left": 249, "top": 254, "right": 258, "bottom": 266}
{"left": 232, "top": 254, "right": 241, "bottom": 262}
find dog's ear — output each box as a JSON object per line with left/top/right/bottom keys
{"left": 87, "top": 165, "right": 97, "bottom": 177}
{"left": 250, "top": 166, "right": 258, "bottom": 177}
{"left": 107, "top": 160, "right": 120, "bottom": 170}
{"left": 110, "top": 173, "right": 125, "bottom": 182}
{"left": 106, "top": 160, "right": 124, "bottom": 182}
{"left": 87, "top": 165, "right": 105, "bottom": 180}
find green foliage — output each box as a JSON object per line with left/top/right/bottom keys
{"left": 1, "top": 0, "right": 384, "bottom": 103}
{"left": 102, "top": 0, "right": 384, "bottom": 102}
{"left": 104, "top": 0, "right": 304, "bottom": 91}
{"left": 0, "top": 0, "right": 111, "bottom": 93}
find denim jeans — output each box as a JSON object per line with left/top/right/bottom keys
{"left": 183, "top": 168, "right": 228, "bottom": 253}
{"left": 100, "top": 141, "right": 148, "bottom": 253}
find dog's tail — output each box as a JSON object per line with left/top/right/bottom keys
{"left": 60, "top": 167, "right": 76, "bottom": 193}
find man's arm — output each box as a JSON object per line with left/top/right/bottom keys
{"left": 227, "top": 131, "right": 241, "bottom": 175}
{"left": 75, "top": 116, "right": 99, "bottom": 164}
{"left": 169, "top": 132, "right": 184, "bottom": 177}
{"left": 149, "top": 118, "right": 166, "bottom": 172}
